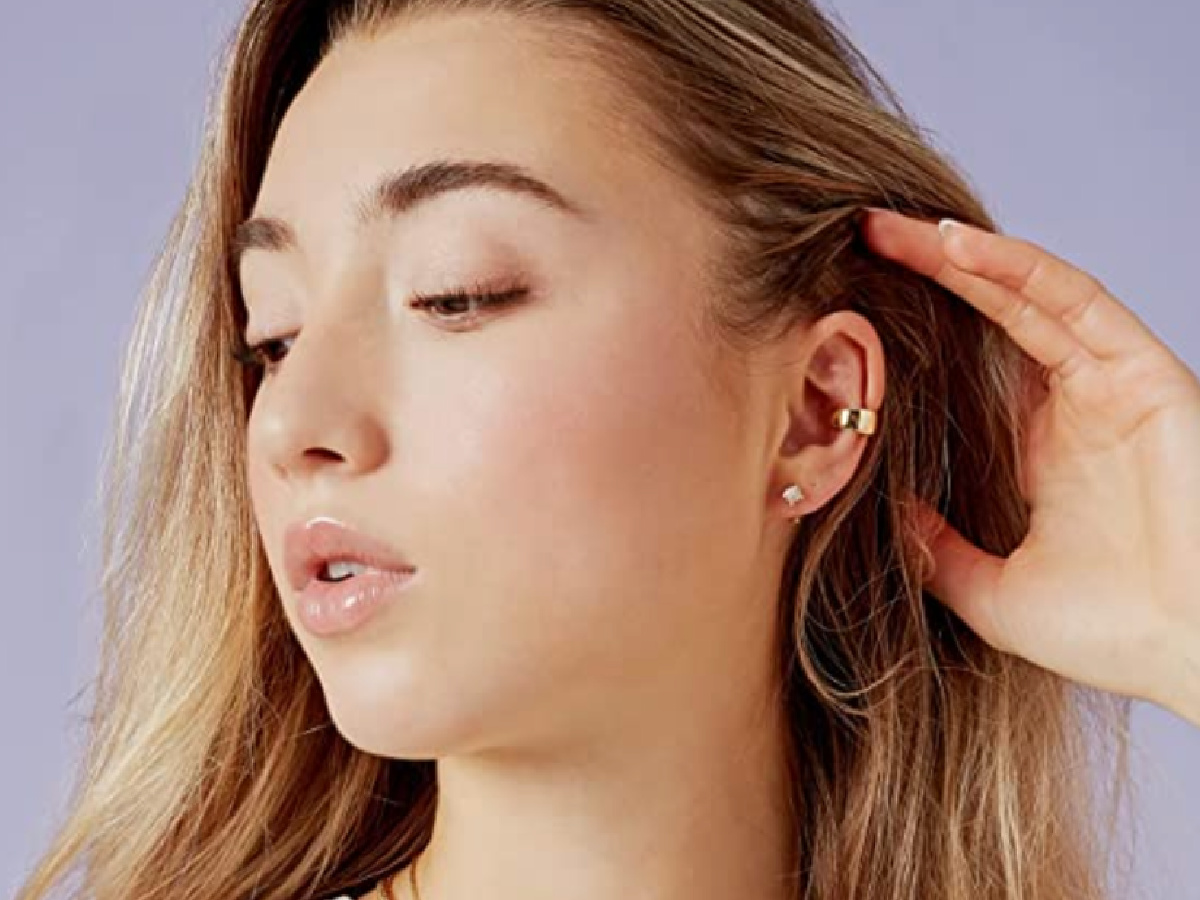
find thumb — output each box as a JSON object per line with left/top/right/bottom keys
{"left": 912, "top": 498, "right": 1009, "bottom": 652}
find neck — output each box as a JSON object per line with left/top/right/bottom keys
{"left": 410, "top": 690, "right": 798, "bottom": 900}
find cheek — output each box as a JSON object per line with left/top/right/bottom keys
{"left": 409, "top": 299, "right": 743, "bottom": 675}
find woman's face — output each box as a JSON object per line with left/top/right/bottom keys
{"left": 242, "top": 13, "right": 786, "bottom": 756}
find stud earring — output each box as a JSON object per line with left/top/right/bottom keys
{"left": 778, "top": 405, "right": 877, "bottom": 526}
{"left": 782, "top": 483, "right": 805, "bottom": 523}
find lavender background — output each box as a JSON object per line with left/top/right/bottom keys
{"left": 2, "top": 2, "right": 1197, "bottom": 897}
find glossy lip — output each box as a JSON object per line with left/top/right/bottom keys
{"left": 284, "top": 516, "right": 416, "bottom": 593}
{"left": 295, "top": 567, "right": 418, "bottom": 637}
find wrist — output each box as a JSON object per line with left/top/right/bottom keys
{"left": 1158, "top": 624, "right": 1200, "bottom": 728}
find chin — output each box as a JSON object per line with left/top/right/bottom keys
{"left": 316, "top": 661, "right": 473, "bottom": 760}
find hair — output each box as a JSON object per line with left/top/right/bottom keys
{"left": 18, "top": 1, "right": 1138, "bottom": 898}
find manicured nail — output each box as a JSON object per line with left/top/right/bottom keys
{"left": 938, "top": 218, "right": 962, "bottom": 239}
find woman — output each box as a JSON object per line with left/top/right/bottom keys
{"left": 16, "top": 1, "right": 1200, "bottom": 899}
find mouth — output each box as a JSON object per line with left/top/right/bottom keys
{"left": 315, "top": 560, "right": 414, "bottom": 584}
{"left": 294, "top": 564, "right": 419, "bottom": 637}
{"left": 284, "top": 517, "right": 415, "bottom": 593}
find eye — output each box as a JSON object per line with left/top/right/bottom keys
{"left": 229, "top": 283, "right": 530, "bottom": 377}
{"left": 409, "top": 283, "right": 529, "bottom": 328}
{"left": 230, "top": 335, "right": 293, "bottom": 377}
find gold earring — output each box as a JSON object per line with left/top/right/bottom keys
{"left": 831, "top": 407, "right": 878, "bottom": 435}
{"left": 780, "top": 407, "right": 875, "bottom": 527}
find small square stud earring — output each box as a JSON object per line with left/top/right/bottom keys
{"left": 782, "top": 484, "right": 805, "bottom": 522}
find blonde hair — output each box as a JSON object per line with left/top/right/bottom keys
{"left": 18, "top": 1, "right": 1135, "bottom": 898}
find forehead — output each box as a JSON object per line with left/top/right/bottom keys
{"left": 252, "top": 13, "right": 635, "bottom": 218}
{"left": 240, "top": 11, "right": 727, "bottom": 309}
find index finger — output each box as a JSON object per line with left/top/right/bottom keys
{"left": 862, "top": 209, "right": 1156, "bottom": 361}
{"left": 938, "top": 218, "right": 1156, "bottom": 361}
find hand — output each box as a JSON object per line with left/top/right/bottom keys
{"left": 859, "top": 207, "right": 1200, "bottom": 727}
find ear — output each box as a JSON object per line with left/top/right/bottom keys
{"left": 771, "top": 310, "right": 886, "bottom": 521}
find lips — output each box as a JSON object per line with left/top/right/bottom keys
{"left": 284, "top": 516, "right": 415, "bottom": 593}
{"left": 294, "top": 565, "right": 418, "bottom": 637}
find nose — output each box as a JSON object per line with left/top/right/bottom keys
{"left": 248, "top": 312, "right": 391, "bottom": 485}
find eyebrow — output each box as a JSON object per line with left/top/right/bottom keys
{"left": 230, "top": 159, "right": 589, "bottom": 271}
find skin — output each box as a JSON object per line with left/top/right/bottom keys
{"left": 241, "top": 11, "right": 883, "bottom": 900}
{"left": 861, "top": 211, "right": 1200, "bottom": 728}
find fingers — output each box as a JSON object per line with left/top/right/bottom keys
{"left": 860, "top": 208, "right": 1159, "bottom": 367}
{"left": 932, "top": 254, "right": 1091, "bottom": 383}
{"left": 937, "top": 217, "right": 1156, "bottom": 359}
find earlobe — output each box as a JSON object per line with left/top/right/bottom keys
{"left": 778, "top": 406, "right": 878, "bottom": 524}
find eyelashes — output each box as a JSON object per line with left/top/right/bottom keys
{"left": 230, "top": 283, "right": 530, "bottom": 377}
{"left": 410, "top": 283, "right": 529, "bottom": 323}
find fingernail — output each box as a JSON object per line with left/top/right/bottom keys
{"left": 938, "top": 218, "right": 962, "bottom": 239}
